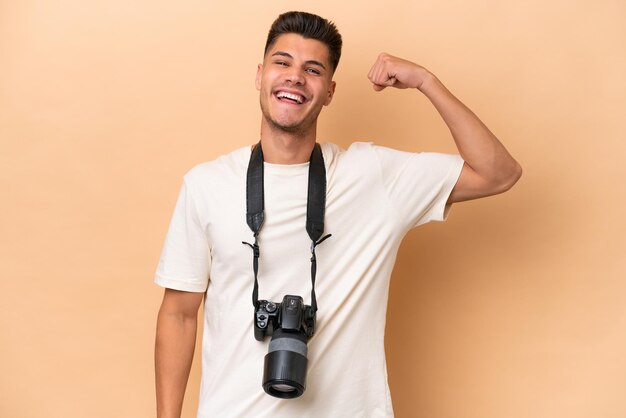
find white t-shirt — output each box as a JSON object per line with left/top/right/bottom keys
{"left": 155, "top": 142, "right": 464, "bottom": 418}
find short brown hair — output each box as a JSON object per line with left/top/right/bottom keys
{"left": 264, "top": 11, "right": 343, "bottom": 72}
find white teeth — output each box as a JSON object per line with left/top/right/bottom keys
{"left": 276, "top": 91, "right": 304, "bottom": 104}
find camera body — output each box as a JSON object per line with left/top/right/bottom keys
{"left": 254, "top": 295, "right": 316, "bottom": 341}
{"left": 254, "top": 295, "right": 316, "bottom": 399}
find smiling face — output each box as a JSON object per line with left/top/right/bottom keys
{"left": 256, "top": 33, "right": 336, "bottom": 137}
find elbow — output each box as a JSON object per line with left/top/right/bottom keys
{"left": 510, "top": 160, "right": 523, "bottom": 188}
{"left": 498, "top": 160, "right": 523, "bottom": 194}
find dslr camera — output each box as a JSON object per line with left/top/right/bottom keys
{"left": 254, "top": 295, "right": 316, "bottom": 398}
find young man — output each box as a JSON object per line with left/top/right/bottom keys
{"left": 155, "top": 11, "right": 521, "bottom": 418}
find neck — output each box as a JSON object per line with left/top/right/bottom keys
{"left": 259, "top": 122, "right": 317, "bottom": 164}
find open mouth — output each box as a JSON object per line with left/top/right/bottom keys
{"left": 275, "top": 91, "right": 306, "bottom": 105}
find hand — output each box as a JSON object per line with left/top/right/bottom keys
{"left": 367, "top": 53, "right": 431, "bottom": 91}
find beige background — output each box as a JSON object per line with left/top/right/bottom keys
{"left": 1, "top": 0, "right": 625, "bottom": 417}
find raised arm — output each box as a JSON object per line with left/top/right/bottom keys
{"left": 155, "top": 288, "right": 204, "bottom": 418}
{"left": 368, "top": 53, "right": 522, "bottom": 203}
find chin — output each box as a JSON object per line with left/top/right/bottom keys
{"left": 272, "top": 122, "right": 306, "bottom": 134}
{"left": 265, "top": 115, "right": 308, "bottom": 133}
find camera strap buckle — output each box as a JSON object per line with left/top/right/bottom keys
{"left": 242, "top": 238, "right": 261, "bottom": 308}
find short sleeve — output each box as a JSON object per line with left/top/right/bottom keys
{"left": 154, "top": 179, "right": 210, "bottom": 292}
{"left": 373, "top": 146, "right": 464, "bottom": 229}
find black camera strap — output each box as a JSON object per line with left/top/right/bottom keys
{"left": 243, "top": 142, "right": 331, "bottom": 313}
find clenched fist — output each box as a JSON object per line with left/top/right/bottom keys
{"left": 367, "top": 53, "right": 432, "bottom": 91}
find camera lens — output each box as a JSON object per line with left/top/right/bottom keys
{"left": 270, "top": 384, "right": 297, "bottom": 393}
{"left": 262, "top": 329, "right": 308, "bottom": 399}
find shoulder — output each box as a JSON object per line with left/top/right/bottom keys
{"left": 183, "top": 145, "right": 250, "bottom": 187}
{"left": 322, "top": 141, "right": 416, "bottom": 174}
{"left": 339, "top": 141, "right": 415, "bottom": 161}
{"left": 322, "top": 141, "right": 378, "bottom": 164}
{"left": 334, "top": 142, "right": 413, "bottom": 169}
{"left": 348, "top": 142, "right": 461, "bottom": 168}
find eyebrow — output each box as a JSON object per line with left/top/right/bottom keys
{"left": 271, "top": 51, "right": 327, "bottom": 70}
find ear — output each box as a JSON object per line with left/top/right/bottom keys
{"left": 255, "top": 64, "right": 263, "bottom": 91}
{"left": 324, "top": 81, "right": 336, "bottom": 106}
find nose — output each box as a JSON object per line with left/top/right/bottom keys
{"left": 284, "top": 67, "right": 305, "bottom": 85}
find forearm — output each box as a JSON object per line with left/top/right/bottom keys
{"left": 155, "top": 309, "right": 198, "bottom": 418}
{"left": 418, "top": 71, "right": 522, "bottom": 190}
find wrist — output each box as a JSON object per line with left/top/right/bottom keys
{"left": 416, "top": 70, "right": 441, "bottom": 95}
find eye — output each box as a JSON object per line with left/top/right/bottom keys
{"left": 275, "top": 61, "right": 288, "bottom": 67}
{"left": 306, "top": 68, "right": 321, "bottom": 75}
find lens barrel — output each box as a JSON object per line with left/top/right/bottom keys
{"left": 262, "top": 330, "right": 308, "bottom": 399}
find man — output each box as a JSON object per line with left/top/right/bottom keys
{"left": 155, "top": 11, "right": 521, "bottom": 418}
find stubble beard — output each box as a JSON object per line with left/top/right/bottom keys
{"left": 259, "top": 96, "right": 319, "bottom": 137}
